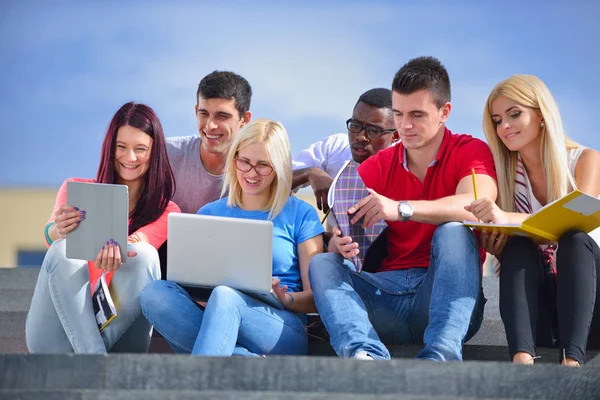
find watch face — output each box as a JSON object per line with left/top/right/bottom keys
{"left": 400, "top": 203, "right": 411, "bottom": 215}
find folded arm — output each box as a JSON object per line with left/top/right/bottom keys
{"left": 350, "top": 174, "right": 498, "bottom": 227}
{"left": 410, "top": 173, "right": 498, "bottom": 224}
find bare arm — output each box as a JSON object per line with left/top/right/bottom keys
{"left": 409, "top": 174, "right": 498, "bottom": 224}
{"left": 349, "top": 174, "right": 498, "bottom": 227}
{"left": 575, "top": 148, "right": 600, "bottom": 197}
{"left": 272, "top": 234, "right": 323, "bottom": 314}
{"left": 292, "top": 168, "right": 334, "bottom": 213}
{"left": 292, "top": 168, "right": 314, "bottom": 190}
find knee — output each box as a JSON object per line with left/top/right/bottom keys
{"left": 499, "top": 236, "right": 540, "bottom": 278}
{"left": 208, "top": 286, "right": 242, "bottom": 309}
{"left": 42, "top": 239, "right": 67, "bottom": 273}
{"left": 433, "top": 222, "right": 476, "bottom": 247}
{"left": 501, "top": 236, "right": 537, "bottom": 260}
{"left": 432, "top": 222, "right": 478, "bottom": 261}
{"left": 210, "top": 285, "right": 238, "bottom": 300}
{"left": 123, "top": 242, "right": 161, "bottom": 280}
{"left": 308, "top": 252, "right": 346, "bottom": 286}
{"left": 558, "top": 230, "right": 588, "bottom": 248}
{"left": 556, "top": 230, "right": 595, "bottom": 272}
{"left": 129, "top": 242, "right": 159, "bottom": 263}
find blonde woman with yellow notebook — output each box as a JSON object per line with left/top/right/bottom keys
{"left": 466, "top": 75, "right": 600, "bottom": 367}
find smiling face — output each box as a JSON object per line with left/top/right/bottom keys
{"left": 491, "top": 95, "right": 543, "bottom": 152}
{"left": 235, "top": 141, "right": 276, "bottom": 204}
{"left": 392, "top": 89, "right": 450, "bottom": 151}
{"left": 114, "top": 125, "right": 152, "bottom": 185}
{"left": 195, "top": 96, "right": 250, "bottom": 156}
{"left": 348, "top": 102, "right": 398, "bottom": 163}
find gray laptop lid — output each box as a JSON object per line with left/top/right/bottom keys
{"left": 66, "top": 182, "right": 128, "bottom": 262}
{"left": 167, "top": 213, "right": 273, "bottom": 293}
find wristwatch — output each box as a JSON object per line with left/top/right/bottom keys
{"left": 398, "top": 201, "right": 413, "bottom": 222}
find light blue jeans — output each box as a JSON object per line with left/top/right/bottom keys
{"left": 140, "top": 281, "right": 308, "bottom": 356}
{"left": 25, "top": 239, "right": 161, "bottom": 354}
{"left": 309, "top": 222, "right": 484, "bottom": 361}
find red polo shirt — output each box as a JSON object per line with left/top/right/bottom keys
{"left": 358, "top": 128, "right": 496, "bottom": 272}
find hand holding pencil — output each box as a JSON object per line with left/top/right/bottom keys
{"left": 471, "top": 168, "right": 478, "bottom": 201}
{"left": 465, "top": 169, "right": 509, "bottom": 225}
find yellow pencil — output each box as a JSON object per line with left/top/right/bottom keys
{"left": 471, "top": 168, "right": 478, "bottom": 200}
{"left": 320, "top": 208, "right": 331, "bottom": 225}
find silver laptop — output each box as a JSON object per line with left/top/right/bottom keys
{"left": 167, "top": 213, "right": 283, "bottom": 309}
{"left": 66, "top": 182, "right": 129, "bottom": 262}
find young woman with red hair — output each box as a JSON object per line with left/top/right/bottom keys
{"left": 26, "top": 102, "right": 179, "bottom": 354}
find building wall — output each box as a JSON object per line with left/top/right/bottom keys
{"left": 0, "top": 189, "right": 58, "bottom": 267}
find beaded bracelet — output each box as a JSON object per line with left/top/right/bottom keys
{"left": 45, "top": 222, "right": 56, "bottom": 245}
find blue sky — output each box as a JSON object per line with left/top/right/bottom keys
{"left": 1, "top": 0, "right": 599, "bottom": 187}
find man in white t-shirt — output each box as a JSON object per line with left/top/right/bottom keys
{"left": 292, "top": 88, "right": 398, "bottom": 213}
{"left": 166, "top": 71, "right": 252, "bottom": 214}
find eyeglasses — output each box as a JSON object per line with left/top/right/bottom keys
{"left": 234, "top": 158, "right": 274, "bottom": 176}
{"left": 346, "top": 119, "right": 397, "bottom": 139}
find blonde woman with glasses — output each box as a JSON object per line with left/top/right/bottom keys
{"left": 467, "top": 74, "right": 600, "bottom": 366}
{"left": 140, "top": 119, "right": 324, "bottom": 357}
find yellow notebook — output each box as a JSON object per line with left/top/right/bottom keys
{"left": 463, "top": 190, "right": 600, "bottom": 243}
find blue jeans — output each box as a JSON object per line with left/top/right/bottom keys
{"left": 25, "top": 239, "right": 161, "bottom": 354}
{"left": 309, "top": 222, "right": 484, "bottom": 361}
{"left": 140, "top": 281, "right": 308, "bottom": 356}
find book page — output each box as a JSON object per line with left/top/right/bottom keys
{"left": 92, "top": 272, "right": 117, "bottom": 332}
{"left": 563, "top": 193, "right": 600, "bottom": 216}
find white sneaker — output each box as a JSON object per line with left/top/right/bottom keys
{"left": 353, "top": 351, "right": 374, "bottom": 360}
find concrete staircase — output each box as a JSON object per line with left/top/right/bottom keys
{"left": 1, "top": 267, "right": 599, "bottom": 399}
{"left": 1, "top": 353, "right": 599, "bottom": 399}
{"left": 0, "top": 268, "right": 38, "bottom": 353}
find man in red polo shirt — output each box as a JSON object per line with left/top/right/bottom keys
{"left": 308, "top": 56, "right": 498, "bottom": 361}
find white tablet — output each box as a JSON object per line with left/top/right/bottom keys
{"left": 65, "top": 182, "right": 129, "bottom": 262}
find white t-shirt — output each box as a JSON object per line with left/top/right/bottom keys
{"left": 292, "top": 133, "right": 351, "bottom": 184}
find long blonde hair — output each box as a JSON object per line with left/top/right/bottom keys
{"left": 482, "top": 74, "right": 578, "bottom": 211}
{"left": 221, "top": 118, "right": 292, "bottom": 220}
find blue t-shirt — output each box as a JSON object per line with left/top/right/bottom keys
{"left": 197, "top": 196, "right": 324, "bottom": 292}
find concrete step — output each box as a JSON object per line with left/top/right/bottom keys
{"left": 0, "top": 311, "right": 27, "bottom": 337}
{"left": 0, "top": 268, "right": 39, "bottom": 289}
{"left": 1, "top": 354, "right": 598, "bottom": 399}
{"left": 0, "top": 289, "right": 34, "bottom": 312}
{"left": 0, "top": 311, "right": 28, "bottom": 353}
{"left": 0, "top": 337, "right": 28, "bottom": 353}
{"left": 0, "top": 389, "right": 526, "bottom": 400}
